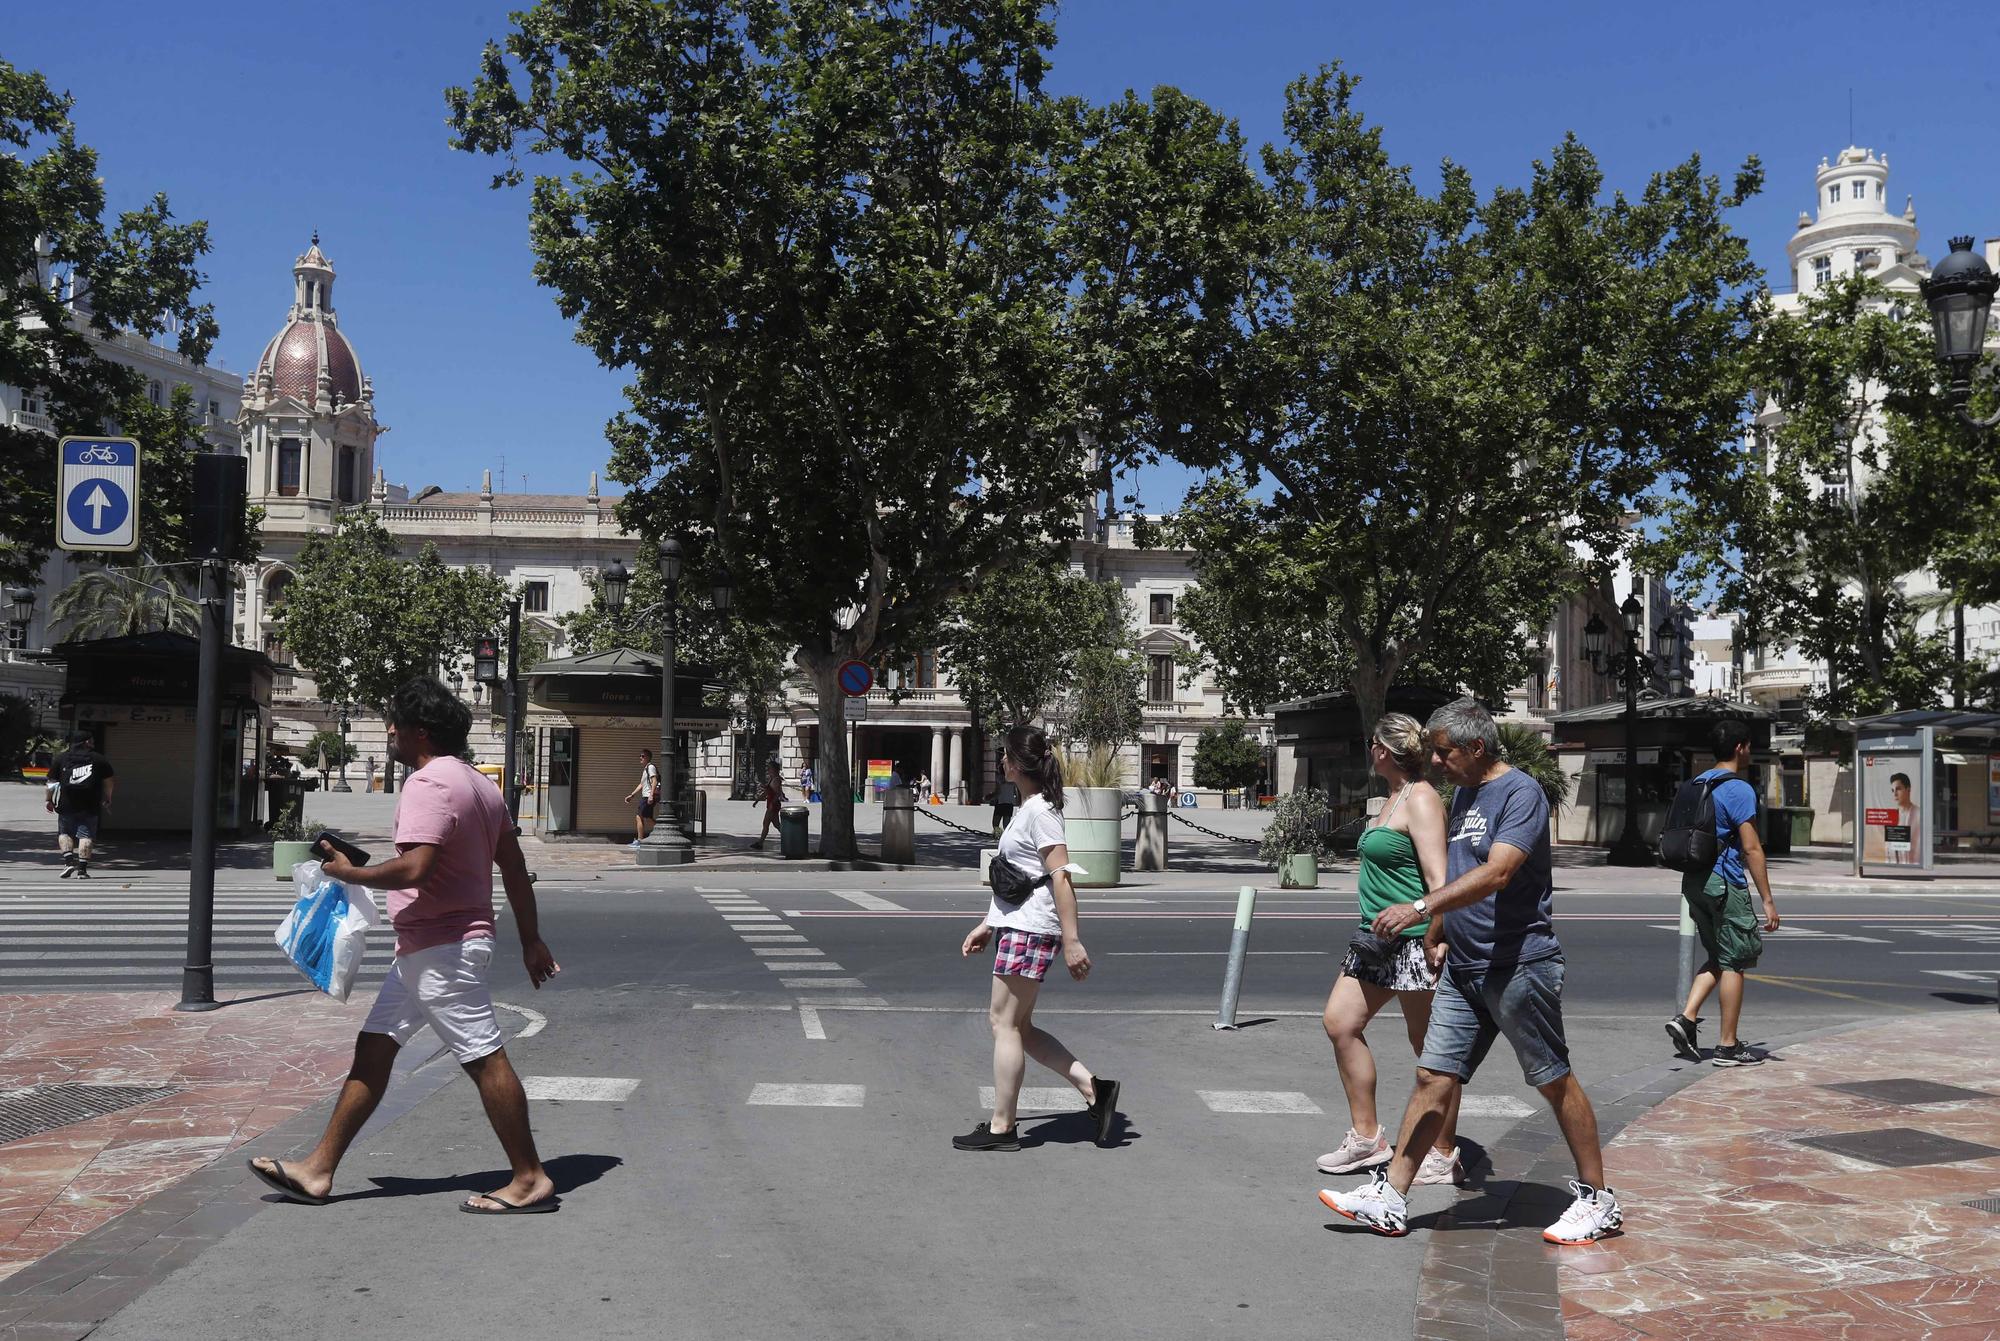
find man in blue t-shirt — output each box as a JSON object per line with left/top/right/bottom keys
{"left": 1665, "top": 720, "right": 1781, "bottom": 1068}
{"left": 1320, "top": 699, "right": 1619, "bottom": 1248}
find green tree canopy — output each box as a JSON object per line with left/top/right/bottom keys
{"left": 48, "top": 556, "right": 199, "bottom": 639}
{"left": 276, "top": 512, "right": 509, "bottom": 710}
{"left": 448, "top": 0, "right": 1193, "bottom": 856}
{"left": 1192, "top": 718, "right": 1265, "bottom": 793}
{"left": 0, "top": 61, "right": 252, "bottom": 586}
{"left": 1140, "top": 66, "right": 1763, "bottom": 728}
{"left": 938, "top": 567, "right": 1129, "bottom": 732}
{"left": 1640, "top": 274, "right": 1996, "bottom": 716}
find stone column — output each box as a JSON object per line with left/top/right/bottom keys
{"left": 947, "top": 729, "right": 965, "bottom": 804}
{"left": 929, "top": 727, "right": 946, "bottom": 802}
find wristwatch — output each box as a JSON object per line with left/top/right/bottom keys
{"left": 1411, "top": 897, "right": 1429, "bottom": 918}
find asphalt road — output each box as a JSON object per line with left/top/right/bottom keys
{"left": 77, "top": 872, "right": 2000, "bottom": 1340}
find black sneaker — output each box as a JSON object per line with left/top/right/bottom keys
{"left": 1665, "top": 1014, "right": 1701, "bottom": 1062}
{"left": 1087, "top": 1078, "right": 1121, "bottom": 1145}
{"left": 953, "top": 1122, "right": 1020, "bottom": 1152}
{"left": 75, "top": 865, "right": 90, "bottom": 879}
{"left": 59, "top": 862, "right": 76, "bottom": 879}
{"left": 1710, "top": 1041, "right": 1761, "bottom": 1067}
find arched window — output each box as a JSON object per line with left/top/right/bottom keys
{"left": 265, "top": 570, "right": 293, "bottom": 611}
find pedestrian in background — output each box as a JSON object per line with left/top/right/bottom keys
{"left": 752, "top": 759, "right": 786, "bottom": 849}
{"left": 1320, "top": 698, "right": 1619, "bottom": 1245}
{"left": 49, "top": 731, "right": 114, "bottom": 880}
{"left": 624, "top": 748, "right": 660, "bottom": 847}
{"left": 1665, "top": 720, "right": 1780, "bottom": 1067}
{"left": 249, "top": 676, "right": 561, "bottom": 1213}
{"left": 956, "top": 725, "right": 1120, "bottom": 1151}
{"left": 1317, "top": 714, "right": 1463, "bottom": 1185}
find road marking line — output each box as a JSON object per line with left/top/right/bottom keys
{"left": 738, "top": 925, "right": 797, "bottom": 935}
{"left": 521, "top": 1076, "right": 639, "bottom": 1102}
{"left": 1745, "top": 974, "right": 1927, "bottom": 1012}
{"left": 1892, "top": 951, "right": 2000, "bottom": 955}
{"left": 1457, "top": 1095, "right": 1535, "bottom": 1118}
{"left": 738, "top": 934, "right": 808, "bottom": 943}
{"left": 781, "top": 977, "right": 870, "bottom": 989}
{"left": 1923, "top": 969, "right": 2000, "bottom": 982}
{"left": 751, "top": 947, "right": 823, "bottom": 957}
{"left": 747, "top": 1083, "right": 863, "bottom": 1108}
{"left": 829, "top": 891, "right": 906, "bottom": 912}
{"left": 695, "top": 887, "right": 743, "bottom": 894}
{"left": 798, "top": 1007, "right": 826, "bottom": 1040}
{"left": 495, "top": 1001, "right": 548, "bottom": 1040}
{"left": 763, "top": 961, "right": 845, "bottom": 971}
{"left": 1103, "top": 950, "right": 1328, "bottom": 957}
{"left": 722, "top": 913, "right": 782, "bottom": 920}
{"left": 1197, "top": 1090, "right": 1323, "bottom": 1115}
{"left": 979, "top": 1086, "right": 1086, "bottom": 1113}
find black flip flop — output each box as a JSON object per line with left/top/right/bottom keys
{"left": 460, "top": 1193, "right": 560, "bottom": 1215}
{"left": 246, "top": 1158, "right": 329, "bottom": 1206}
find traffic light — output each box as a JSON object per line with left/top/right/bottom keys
{"left": 473, "top": 635, "right": 501, "bottom": 684}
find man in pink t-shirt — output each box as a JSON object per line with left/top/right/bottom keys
{"left": 249, "top": 677, "right": 562, "bottom": 1215}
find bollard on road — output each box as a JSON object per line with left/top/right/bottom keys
{"left": 1134, "top": 791, "right": 1168, "bottom": 871}
{"left": 1213, "top": 885, "right": 1258, "bottom": 1030}
{"left": 1675, "top": 896, "right": 1696, "bottom": 1010}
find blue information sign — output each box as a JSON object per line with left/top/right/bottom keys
{"left": 56, "top": 437, "right": 141, "bottom": 553}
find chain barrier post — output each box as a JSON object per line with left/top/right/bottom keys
{"left": 1213, "top": 885, "right": 1258, "bottom": 1030}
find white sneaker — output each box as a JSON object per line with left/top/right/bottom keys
{"left": 1316, "top": 1127, "right": 1392, "bottom": 1174}
{"left": 629, "top": 840, "right": 643, "bottom": 848}
{"left": 1317, "top": 1167, "right": 1408, "bottom": 1237}
{"left": 1542, "top": 1179, "right": 1623, "bottom": 1245}
{"left": 1413, "top": 1145, "right": 1463, "bottom": 1186}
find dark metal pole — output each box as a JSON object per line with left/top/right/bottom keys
{"left": 638, "top": 582, "right": 693, "bottom": 865}
{"left": 1608, "top": 637, "right": 1650, "bottom": 866}
{"left": 177, "top": 556, "right": 226, "bottom": 1011}
{"left": 503, "top": 597, "right": 523, "bottom": 824}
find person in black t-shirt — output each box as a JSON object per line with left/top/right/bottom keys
{"left": 47, "top": 732, "right": 115, "bottom": 879}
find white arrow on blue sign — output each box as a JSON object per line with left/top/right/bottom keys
{"left": 56, "top": 436, "right": 141, "bottom": 553}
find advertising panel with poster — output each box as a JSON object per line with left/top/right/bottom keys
{"left": 1861, "top": 750, "right": 1924, "bottom": 868}
{"left": 867, "top": 759, "right": 895, "bottom": 795}
{"left": 1989, "top": 756, "right": 2000, "bottom": 828}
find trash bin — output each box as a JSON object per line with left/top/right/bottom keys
{"left": 780, "top": 805, "right": 809, "bottom": 859}
{"left": 1762, "top": 806, "right": 1794, "bottom": 857}
{"left": 1788, "top": 806, "right": 1815, "bottom": 849}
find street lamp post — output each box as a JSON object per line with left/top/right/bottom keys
{"left": 6, "top": 586, "right": 32, "bottom": 652}
{"left": 333, "top": 705, "right": 352, "bottom": 792}
{"left": 1920, "top": 236, "right": 2000, "bottom": 432}
{"left": 603, "top": 542, "right": 734, "bottom": 867}
{"left": 1581, "top": 589, "right": 1683, "bottom": 867}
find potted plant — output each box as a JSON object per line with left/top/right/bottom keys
{"left": 1259, "top": 787, "right": 1330, "bottom": 888}
{"left": 1057, "top": 745, "right": 1128, "bottom": 888}
{"left": 270, "top": 803, "right": 327, "bottom": 881}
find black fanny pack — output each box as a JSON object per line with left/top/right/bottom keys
{"left": 990, "top": 858, "right": 1052, "bottom": 907}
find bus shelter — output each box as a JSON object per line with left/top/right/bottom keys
{"left": 1850, "top": 709, "right": 2000, "bottom": 878}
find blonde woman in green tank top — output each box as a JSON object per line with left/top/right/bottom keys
{"left": 1315, "top": 714, "right": 1464, "bottom": 1185}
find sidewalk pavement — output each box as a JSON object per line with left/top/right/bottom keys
{"left": 1553, "top": 1013, "right": 2000, "bottom": 1338}
{"left": 0, "top": 991, "right": 372, "bottom": 1282}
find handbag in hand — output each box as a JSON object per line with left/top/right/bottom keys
{"left": 990, "top": 856, "right": 1052, "bottom": 907}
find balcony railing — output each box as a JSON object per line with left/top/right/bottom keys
{"left": 9, "top": 409, "right": 52, "bottom": 434}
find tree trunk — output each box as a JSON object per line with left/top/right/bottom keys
{"left": 804, "top": 656, "right": 856, "bottom": 861}
{"left": 1348, "top": 654, "right": 1392, "bottom": 753}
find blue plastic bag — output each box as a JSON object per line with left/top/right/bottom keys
{"left": 275, "top": 860, "right": 379, "bottom": 1001}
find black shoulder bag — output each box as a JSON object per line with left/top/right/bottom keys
{"left": 990, "top": 856, "right": 1052, "bottom": 907}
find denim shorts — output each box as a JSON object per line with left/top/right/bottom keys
{"left": 1417, "top": 957, "right": 1571, "bottom": 1088}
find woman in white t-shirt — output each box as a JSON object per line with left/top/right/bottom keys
{"left": 955, "top": 725, "right": 1121, "bottom": 1152}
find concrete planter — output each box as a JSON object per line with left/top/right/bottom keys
{"left": 1278, "top": 853, "right": 1318, "bottom": 888}
{"left": 273, "top": 842, "right": 317, "bottom": 881}
{"left": 1065, "top": 787, "right": 1123, "bottom": 888}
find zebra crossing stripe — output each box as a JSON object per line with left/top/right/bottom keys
{"left": 747, "top": 1083, "right": 864, "bottom": 1107}
{"left": 1197, "top": 1090, "right": 1323, "bottom": 1115}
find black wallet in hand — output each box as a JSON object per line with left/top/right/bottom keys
{"left": 311, "top": 831, "right": 372, "bottom": 868}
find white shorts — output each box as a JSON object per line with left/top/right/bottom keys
{"left": 362, "top": 937, "right": 503, "bottom": 1064}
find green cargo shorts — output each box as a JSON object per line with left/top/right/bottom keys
{"left": 1681, "top": 870, "right": 1763, "bottom": 972}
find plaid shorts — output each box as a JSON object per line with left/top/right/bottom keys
{"left": 992, "top": 928, "right": 1062, "bottom": 981}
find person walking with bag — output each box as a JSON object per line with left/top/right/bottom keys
{"left": 48, "top": 731, "right": 115, "bottom": 879}
{"left": 625, "top": 748, "right": 660, "bottom": 847}
{"left": 248, "top": 676, "right": 562, "bottom": 1214}
{"left": 956, "top": 725, "right": 1121, "bottom": 1151}
{"left": 1316, "top": 715, "right": 1464, "bottom": 1185}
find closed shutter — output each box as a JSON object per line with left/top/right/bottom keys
{"left": 576, "top": 726, "right": 663, "bottom": 834}
{"left": 97, "top": 722, "right": 194, "bottom": 831}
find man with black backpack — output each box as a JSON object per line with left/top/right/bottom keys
{"left": 1662, "top": 720, "right": 1780, "bottom": 1067}
{"left": 47, "top": 731, "right": 116, "bottom": 880}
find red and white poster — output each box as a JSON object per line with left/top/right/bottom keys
{"left": 1861, "top": 751, "right": 1922, "bottom": 867}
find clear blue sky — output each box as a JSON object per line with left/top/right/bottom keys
{"left": 12, "top": 1, "right": 1994, "bottom": 506}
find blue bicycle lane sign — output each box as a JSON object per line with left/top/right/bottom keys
{"left": 56, "top": 436, "right": 141, "bottom": 553}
